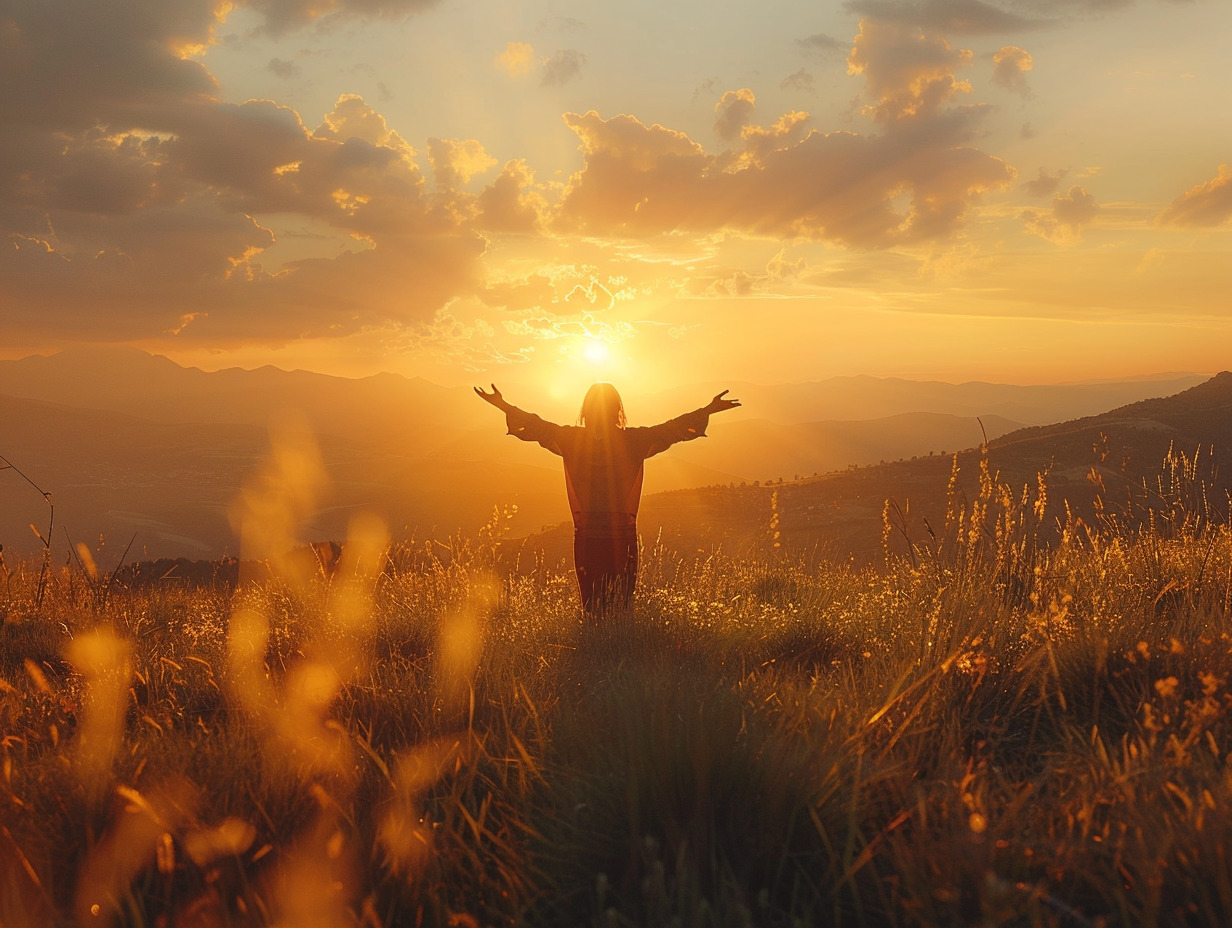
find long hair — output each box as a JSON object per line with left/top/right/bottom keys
{"left": 578, "top": 382, "right": 626, "bottom": 430}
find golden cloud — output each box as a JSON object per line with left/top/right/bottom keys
{"left": 1021, "top": 166, "right": 1068, "bottom": 197}
{"left": 992, "top": 46, "right": 1033, "bottom": 96}
{"left": 847, "top": 19, "right": 973, "bottom": 122}
{"left": 1021, "top": 184, "right": 1100, "bottom": 242}
{"left": 495, "top": 42, "right": 537, "bottom": 77}
{"left": 478, "top": 273, "right": 555, "bottom": 311}
{"left": 1157, "top": 164, "right": 1232, "bottom": 228}
{"left": 557, "top": 107, "right": 1014, "bottom": 247}
{"left": 476, "top": 160, "right": 550, "bottom": 233}
{"left": 428, "top": 138, "right": 498, "bottom": 189}
{"left": 1, "top": 17, "right": 493, "bottom": 349}
{"left": 714, "top": 89, "right": 757, "bottom": 141}
{"left": 315, "top": 94, "right": 414, "bottom": 153}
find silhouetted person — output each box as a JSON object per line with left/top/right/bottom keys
{"left": 475, "top": 382, "right": 740, "bottom": 615}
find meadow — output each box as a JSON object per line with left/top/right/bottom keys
{"left": 2, "top": 445, "right": 1232, "bottom": 927}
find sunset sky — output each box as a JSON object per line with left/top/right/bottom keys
{"left": 2, "top": 0, "right": 1230, "bottom": 398}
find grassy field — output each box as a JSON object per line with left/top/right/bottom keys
{"left": 2, "top": 446, "right": 1232, "bottom": 927}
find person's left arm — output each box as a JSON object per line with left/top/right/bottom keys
{"left": 640, "top": 390, "right": 741, "bottom": 458}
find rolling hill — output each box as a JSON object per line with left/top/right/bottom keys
{"left": 418, "top": 372, "right": 1232, "bottom": 569}
{"left": 0, "top": 348, "right": 1218, "bottom": 563}
{"left": 609, "top": 371, "right": 1232, "bottom": 565}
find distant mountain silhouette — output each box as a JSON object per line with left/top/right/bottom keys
{"left": 0, "top": 345, "right": 469, "bottom": 439}
{"left": 0, "top": 349, "right": 1218, "bottom": 562}
{"left": 0, "top": 389, "right": 576, "bottom": 560}
{"left": 512, "top": 372, "right": 1232, "bottom": 566}
{"left": 637, "top": 372, "right": 1209, "bottom": 426}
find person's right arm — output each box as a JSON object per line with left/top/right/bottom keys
{"left": 474, "top": 383, "right": 566, "bottom": 455}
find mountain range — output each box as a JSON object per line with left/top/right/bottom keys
{"left": 613, "top": 370, "right": 1232, "bottom": 566}
{"left": 0, "top": 347, "right": 1218, "bottom": 564}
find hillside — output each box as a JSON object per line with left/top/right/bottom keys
{"left": 0, "top": 349, "right": 1218, "bottom": 562}
{"left": 514, "top": 371, "right": 1232, "bottom": 567}
{"left": 0, "top": 348, "right": 1205, "bottom": 433}
{"left": 637, "top": 372, "right": 1209, "bottom": 426}
{"left": 0, "top": 391, "right": 587, "bottom": 561}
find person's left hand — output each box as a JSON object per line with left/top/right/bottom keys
{"left": 705, "top": 390, "right": 741, "bottom": 414}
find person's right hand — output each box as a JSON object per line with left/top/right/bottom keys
{"left": 474, "top": 384, "right": 510, "bottom": 411}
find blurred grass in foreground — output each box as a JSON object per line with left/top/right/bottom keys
{"left": 0, "top": 442, "right": 1231, "bottom": 926}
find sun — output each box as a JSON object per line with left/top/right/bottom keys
{"left": 582, "top": 338, "right": 610, "bottom": 365}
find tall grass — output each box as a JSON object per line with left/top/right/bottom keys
{"left": 1, "top": 443, "right": 1231, "bottom": 926}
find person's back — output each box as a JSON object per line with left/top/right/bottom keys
{"left": 556, "top": 425, "right": 644, "bottom": 522}
{"left": 475, "top": 381, "right": 739, "bottom": 615}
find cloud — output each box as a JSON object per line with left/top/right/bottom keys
{"left": 314, "top": 93, "right": 412, "bottom": 150}
{"left": 1022, "top": 184, "right": 1100, "bottom": 241}
{"left": 991, "top": 45, "right": 1033, "bottom": 95}
{"left": 243, "top": 0, "right": 443, "bottom": 36}
{"left": 503, "top": 309, "right": 635, "bottom": 345}
{"left": 268, "top": 57, "right": 301, "bottom": 79}
{"left": 1157, "top": 164, "right": 1232, "bottom": 227}
{"left": 701, "top": 269, "right": 759, "bottom": 297}
{"left": 495, "top": 42, "right": 537, "bottom": 77}
{"left": 401, "top": 307, "right": 517, "bottom": 371}
{"left": 0, "top": 0, "right": 1054, "bottom": 360}
{"left": 847, "top": 19, "right": 974, "bottom": 122}
{"left": 540, "top": 14, "right": 585, "bottom": 33}
{"left": 739, "top": 111, "right": 811, "bottom": 161}
{"left": 0, "top": 0, "right": 485, "bottom": 346}
{"left": 557, "top": 105, "right": 1014, "bottom": 247}
{"left": 844, "top": 0, "right": 1044, "bottom": 34}
{"left": 1011, "top": 0, "right": 1131, "bottom": 14}
{"left": 714, "top": 89, "right": 757, "bottom": 141}
{"left": 564, "top": 279, "right": 616, "bottom": 312}
{"left": 427, "top": 138, "right": 497, "bottom": 189}
{"left": 691, "top": 250, "right": 808, "bottom": 297}
{"left": 797, "top": 33, "right": 848, "bottom": 55}
{"left": 475, "top": 160, "right": 550, "bottom": 233}
{"left": 495, "top": 43, "right": 585, "bottom": 86}
{"left": 1, "top": 213, "right": 486, "bottom": 345}
{"left": 162, "top": 95, "right": 434, "bottom": 239}
{"left": 766, "top": 249, "right": 807, "bottom": 280}
{"left": 0, "top": 0, "right": 219, "bottom": 135}
{"left": 478, "top": 273, "right": 555, "bottom": 311}
{"left": 1052, "top": 185, "right": 1099, "bottom": 227}
{"left": 780, "top": 69, "right": 816, "bottom": 94}
{"left": 1021, "top": 167, "right": 1068, "bottom": 197}
{"left": 541, "top": 49, "right": 586, "bottom": 86}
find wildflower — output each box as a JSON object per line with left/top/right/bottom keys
{"left": 1141, "top": 702, "right": 1162, "bottom": 733}
{"left": 1199, "top": 672, "right": 1224, "bottom": 696}
{"left": 1154, "top": 676, "right": 1179, "bottom": 699}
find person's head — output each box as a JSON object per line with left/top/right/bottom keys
{"left": 579, "top": 382, "right": 626, "bottom": 430}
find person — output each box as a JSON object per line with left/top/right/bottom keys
{"left": 475, "top": 382, "right": 740, "bottom": 615}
